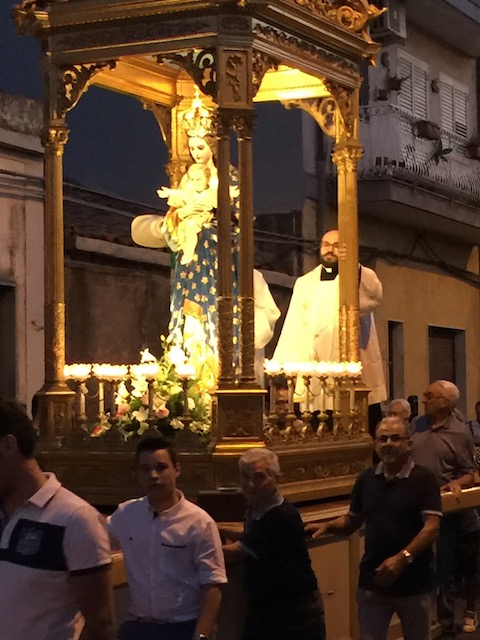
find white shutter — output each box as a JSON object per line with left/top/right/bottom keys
{"left": 439, "top": 82, "right": 454, "bottom": 133}
{"left": 398, "top": 58, "right": 413, "bottom": 113}
{"left": 412, "top": 67, "right": 428, "bottom": 120}
{"left": 439, "top": 74, "right": 468, "bottom": 138}
{"left": 397, "top": 53, "right": 428, "bottom": 119}
{"left": 454, "top": 88, "right": 467, "bottom": 137}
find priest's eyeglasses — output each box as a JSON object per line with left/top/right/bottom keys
{"left": 321, "top": 242, "right": 339, "bottom": 250}
{"left": 376, "top": 434, "right": 409, "bottom": 443}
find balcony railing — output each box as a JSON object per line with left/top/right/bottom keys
{"left": 356, "top": 104, "right": 480, "bottom": 202}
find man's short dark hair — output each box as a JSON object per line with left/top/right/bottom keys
{"left": 135, "top": 436, "right": 177, "bottom": 466}
{"left": 0, "top": 399, "right": 37, "bottom": 458}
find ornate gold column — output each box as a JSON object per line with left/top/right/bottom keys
{"left": 212, "top": 46, "right": 265, "bottom": 472}
{"left": 215, "top": 109, "right": 235, "bottom": 387}
{"left": 332, "top": 142, "right": 363, "bottom": 362}
{"left": 36, "top": 62, "right": 115, "bottom": 445}
{"left": 330, "top": 85, "right": 362, "bottom": 363}
{"left": 235, "top": 111, "right": 256, "bottom": 387}
{"left": 37, "top": 68, "right": 75, "bottom": 445}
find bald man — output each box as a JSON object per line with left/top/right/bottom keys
{"left": 412, "top": 380, "right": 479, "bottom": 634}
{"left": 273, "top": 230, "right": 386, "bottom": 430}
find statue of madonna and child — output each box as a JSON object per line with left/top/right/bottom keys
{"left": 131, "top": 90, "right": 280, "bottom": 388}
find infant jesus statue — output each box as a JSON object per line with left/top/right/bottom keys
{"left": 157, "top": 163, "right": 217, "bottom": 265}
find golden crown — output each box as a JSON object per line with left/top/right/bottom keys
{"left": 179, "top": 87, "right": 214, "bottom": 139}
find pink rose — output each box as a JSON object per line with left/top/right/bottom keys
{"left": 155, "top": 406, "right": 170, "bottom": 419}
{"left": 117, "top": 403, "right": 131, "bottom": 416}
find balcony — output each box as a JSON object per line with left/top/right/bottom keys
{"left": 337, "top": 104, "right": 480, "bottom": 243}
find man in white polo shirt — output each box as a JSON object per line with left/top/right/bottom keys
{"left": 108, "top": 436, "right": 227, "bottom": 640}
{"left": 0, "top": 399, "right": 114, "bottom": 640}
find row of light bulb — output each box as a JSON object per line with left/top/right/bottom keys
{"left": 264, "top": 359, "right": 363, "bottom": 377}
{"left": 64, "top": 362, "right": 196, "bottom": 382}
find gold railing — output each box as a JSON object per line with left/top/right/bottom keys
{"left": 63, "top": 362, "right": 195, "bottom": 446}
{"left": 264, "top": 360, "right": 367, "bottom": 446}
{"left": 62, "top": 360, "right": 367, "bottom": 449}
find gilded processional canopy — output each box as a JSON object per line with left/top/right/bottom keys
{"left": 13, "top": 0, "right": 383, "bottom": 501}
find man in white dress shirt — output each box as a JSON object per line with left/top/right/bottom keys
{"left": 108, "top": 437, "right": 227, "bottom": 640}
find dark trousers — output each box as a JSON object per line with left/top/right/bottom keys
{"left": 242, "top": 590, "right": 326, "bottom": 640}
{"left": 437, "top": 514, "right": 480, "bottom": 630}
{"left": 118, "top": 618, "right": 196, "bottom": 640}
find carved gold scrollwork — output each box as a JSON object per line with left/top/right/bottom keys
{"left": 335, "top": 0, "right": 387, "bottom": 44}
{"left": 291, "top": 0, "right": 385, "bottom": 46}
{"left": 212, "top": 109, "right": 233, "bottom": 138}
{"left": 58, "top": 61, "right": 116, "bottom": 118}
{"left": 253, "top": 24, "right": 359, "bottom": 79}
{"left": 12, "top": 1, "right": 43, "bottom": 36}
{"left": 252, "top": 52, "right": 279, "bottom": 97}
{"left": 225, "top": 54, "right": 244, "bottom": 102}
{"left": 231, "top": 110, "right": 256, "bottom": 137}
{"left": 331, "top": 144, "right": 363, "bottom": 172}
{"left": 325, "top": 80, "right": 356, "bottom": 141}
{"left": 282, "top": 97, "right": 338, "bottom": 140}
{"left": 162, "top": 49, "right": 217, "bottom": 99}
{"left": 41, "top": 124, "right": 68, "bottom": 155}
{"left": 143, "top": 102, "right": 172, "bottom": 148}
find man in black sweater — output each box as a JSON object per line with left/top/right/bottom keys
{"left": 222, "top": 448, "right": 325, "bottom": 640}
{"left": 309, "top": 416, "right": 442, "bottom": 640}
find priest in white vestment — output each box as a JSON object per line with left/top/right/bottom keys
{"left": 273, "top": 230, "right": 387, "bottom": 411}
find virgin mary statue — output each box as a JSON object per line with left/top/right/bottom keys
{"left": 131, "top": 90, "right": 280, "bottom": 385}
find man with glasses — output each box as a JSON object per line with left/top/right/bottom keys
{"left": 411, "top": 380, "right": 479, "bottom": 634}
{"left": 308, "top": 416, "right": 441, "bottom": 640}
{"left": 273, "top": 228, "right": 386, "bottom": 434}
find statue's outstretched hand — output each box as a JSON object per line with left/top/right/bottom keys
{"left": 157, "top": 187, "right": 172, "bottom": 199}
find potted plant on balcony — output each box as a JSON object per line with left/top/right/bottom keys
{"left": 414, "top": 120, "right": 441, "bottom": 141}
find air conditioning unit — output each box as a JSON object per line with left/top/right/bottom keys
{"left": 370, "top": 0, "right": 407, "bottom": 41}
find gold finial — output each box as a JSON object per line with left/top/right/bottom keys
{"left": 179, "top": 87, "right": 214, "bottom": 139}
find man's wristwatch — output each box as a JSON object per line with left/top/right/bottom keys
{"left": 402, "top": 549, "right": 413, "bottom": 564}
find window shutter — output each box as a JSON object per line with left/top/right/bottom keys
{"left": 412, "top": 67, "right": 428, "bottom": 120}
{"left": 398, "top": 58, "right": 413, "bottom": 113}
{"left": 439, "top": 76, "right": 468, "bottom": 138}
{"left": 454, "top": 88, "right": 467, "bottom": 137}
{"left": 440, "top": 82, "right": 454, "bottom": 132}
{"left": 398, "top": 55, "right": 427, "bottom": 119}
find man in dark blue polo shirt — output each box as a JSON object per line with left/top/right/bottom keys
{"left": 310, "top": 416, "right": 442, "bottom": 640}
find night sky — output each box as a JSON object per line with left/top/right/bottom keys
{"left": 1, "top": 0, "right": 305, "bottom": 213}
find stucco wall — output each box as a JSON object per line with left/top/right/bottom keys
{"left": 65, "top": 258, "right": 171, "bottom": 365}
{"left": 375, "top": 259, "right": 480, "bottom": 417}
{"left": 0, "top": 130, "right": 44, "bottom": 406}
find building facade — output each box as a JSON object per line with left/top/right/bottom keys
{"left": 0, "top": 92, "right": 44, "bottom": 406}
{"left": 297, "top": 0, "right": 480, "bottom": 417}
